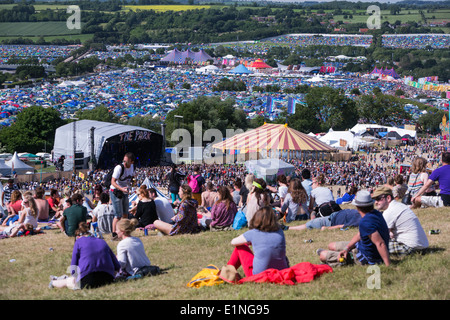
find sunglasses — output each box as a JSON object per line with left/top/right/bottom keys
{"left": 373, "top": 195, "right": 386, "bottom": 201}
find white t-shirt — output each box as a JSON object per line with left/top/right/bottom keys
{"left": 154, "top": 196, "right": 175, "bottom": 223}
{"left": 91, "top": 203, "right": 115, "bottom": 234}
{"left": 22, "top": 208, "right": 38, "bottom": 229}
{"left": 383, "top": 200, "right": 429, "bottom": 249}
{"left": 111, "top": 163, "right": 134, "bottom": 190}
{"left": 278, "top": 185, "right": 288, "bottom": 200}
{"left": 311, "top": 187, "right": 334, "bottom": 207}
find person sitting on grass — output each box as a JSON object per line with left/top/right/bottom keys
{"left": 153, "top": 184, "right": 200, "bottom": 236}
{"left": 316, "top": 190, "right": 390, "bottom": 267}
{"left": 275, "top": 178, "right": 309, "bottom": 223}
{"left": 223, "top": 206, "right": 289, "bottom": 279}
{"left": 203, "top": 185, "right": 237, "bottom": 231}
{"left": 115, "top": 218, "right": 153, "bottom": 279}
{"left": 132, "top": 186, "right": 158, "bottom": 229}
{"left": 57, "top": 193, "right": 87, "bottom": 237}
{"left": 372, "top": 186, "right": 429, "bottom": 257}
{"left": 49, "top": 222, "right": 120, "bottom": 290}
{"left": 90, "top": 192, "right": 115, "bottom": 237}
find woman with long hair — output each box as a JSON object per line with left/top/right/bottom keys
{"left": 245, "top": 178, "right": 271, "bottom": 223}
{"left": 205, "top": 185, "right": 238, "bottom": 231}
{"left": 153, "top": 184, "right": 200, "bottom": 236}
{"left": 133, "top": 186, "right": 158, "bottom": 229}
{"left": 17, "top": 194, "right": 39, "bottom": 230}
{"left": 224, "top": 206, "right": 289, "bottom": 278}
{"left": 277, "top": 178, "right": 309, "bottom": 222}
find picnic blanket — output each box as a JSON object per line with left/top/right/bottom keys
{"left": 238, "top": 262, "right": 333, "bottom": 285}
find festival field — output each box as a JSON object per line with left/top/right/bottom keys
{"left": 0, "top": 22, "right": 82, "bottom": 37}
{"left": 0, "top": 204, "right": 448, "bottom": 300}
{"left": 123, "top": 5, "right": 212, "bottom": 12}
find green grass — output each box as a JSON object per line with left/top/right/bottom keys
{"left": 0, "top": 22, "right": 82, "bottom": 37}
{"left": 334, "top": 9, "right": 450, "bottom": 25}
{"left": 0, "top": 204, "right": 448, "bottom": 300}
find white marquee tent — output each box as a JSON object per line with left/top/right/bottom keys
{"left": 5, "top": 152, "right": 34, "bottom": 175}
{"left": 319, "top": 129, "right": 369, "bottom": 150}
{"left": 350, "top": 124, "right": 416, "bottom": 139}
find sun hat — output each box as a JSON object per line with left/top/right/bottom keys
{"left": 219, "top": 265, "right": 242, "bottom": 284}
{"left": 371, "top": 186, "right": 393, "bottom": 199}
{"left": 351, "top": 190, "right": 374, "bottom": 207}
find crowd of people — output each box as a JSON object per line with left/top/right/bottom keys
{"left": 1, "top": 137, "right": 448, "bottom": 289}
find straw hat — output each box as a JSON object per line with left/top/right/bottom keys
{"left": 371, "top": 186, "right": 393, "bottom": 199}
{"left": 219, "top": 265, "right": 241, "bottom": 284}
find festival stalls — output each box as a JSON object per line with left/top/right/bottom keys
{"left": 212, "top": 123, "right": 335, "bottom": 162}
{"left": 5, "top": 152, "right": 34, "bottom": 175}
{"left": 52, "top": 120, "right": 163, "bottom": 171}
{"left": 245, "top": 159, "right": 295, "bottom": 184}
{"left": 319, "top": 129, "right": 368, "bottom": 150}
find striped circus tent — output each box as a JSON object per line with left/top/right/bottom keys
{"left": 212, "top": 123, "right": 334, "bottom": 154}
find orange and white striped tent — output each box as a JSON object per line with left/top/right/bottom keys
{"left": 212, "top": 123, "right": 334, "bottom": 153}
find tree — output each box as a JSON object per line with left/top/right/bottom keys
{"left": 305, "top": 87, "right": 359, "bottom": 132}
{"left": 0, "top": 106, "right": 66, "bottom": 153}
{"left": 356, "top": 94, "right": 411, "bottom": 126}
{"left": 75, "top": 105, "right": 119, "bottom": 123}
{"left": 286, "top": 103, "right": 321, "bottom": 134}
{"left": 164, "top": 96, "right": 249, "bottom": 146}
{"left": 125, "top": 114, "right": 162, "bottom": 133}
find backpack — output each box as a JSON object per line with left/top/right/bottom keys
{"left": 188, "top": 174, "right": 202, "bottom": 193}
{"left": 187, "top": 265, "right": 223, "bottom": 288}
{"left": 103, "top": 163, "right": 124, "bottom": 189}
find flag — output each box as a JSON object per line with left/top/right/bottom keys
{"left": 266, "top": 96, "right": 273, "bottom": 113}
{"left": 287, "top": 97, "right": 296, "bottom": 114}
{"left": 78, "top": 172, "right": 85, "bottom": 180}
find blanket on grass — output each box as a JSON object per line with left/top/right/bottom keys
{"left": 238, "top": 262, "right": 333, "bottom": 285}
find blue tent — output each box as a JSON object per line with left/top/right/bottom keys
{"left": 229, "top": 64, "right": 253, "bottom": 74}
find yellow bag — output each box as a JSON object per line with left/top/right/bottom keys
{"left": 187, "top": 264, "right": 224, "bottom": 288}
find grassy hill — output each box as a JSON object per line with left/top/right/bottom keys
{"left": 0, "top": 204, "right": 448, "bottom": 300}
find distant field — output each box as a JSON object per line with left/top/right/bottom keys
{"left": 123, "top": 5, "right": 211, "bottom": 12}
{"left": 334, "top": 9, "right": 450, "bottom": 25}
{"left": 0, "top": 22, "right": 82, "bottom": 37}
